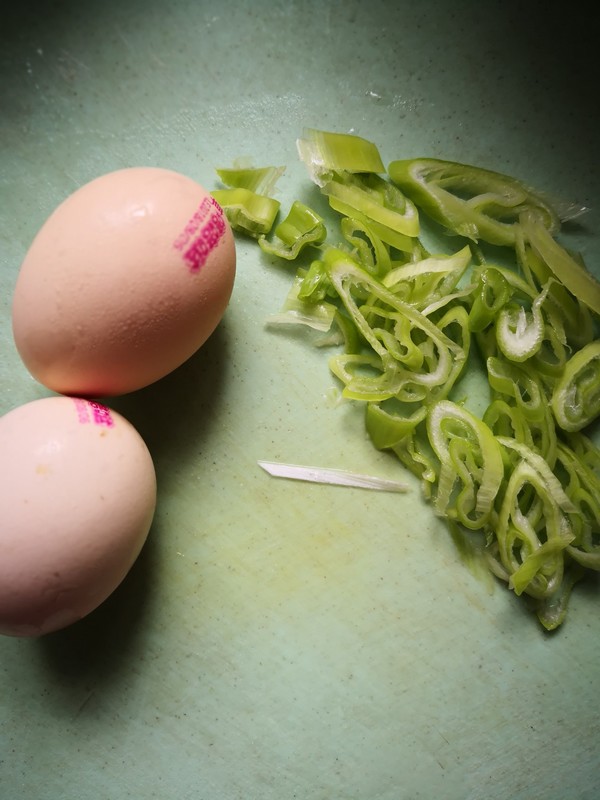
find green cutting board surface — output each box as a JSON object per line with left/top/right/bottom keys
{"left": 1, "top": 2, "right": 599, "bottom": 799}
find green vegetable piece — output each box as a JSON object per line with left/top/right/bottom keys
{"left": 516, "top": 231, "right": 596, "bottom": 349}
{"left": 534, "top": 564, "right": 585, "bottom": 631}
{"left": 388, "top": 158, "right": 560, "bottom": 247}
{"left": 468, "top": 267, "right": 513, "bottom": 332}
{"left": 215, "top": 131, "right": 600, "bottom": 630}
{"left": 522, "top": 213, "right": 600, "bottom": 316}
{"left": 495, "top": 437, "right": 577, "bottom": 599}
{"left": 266, "top": 273, "right": 337, "bottom": 333}
{"left": 486, "top": 355, "right": 557, "bottom": 464}
{"left": 383, "top": 245, "right": 471, "bottom": 310}
{"left": 483, "top": 398, "right": 531, "bottom": 445}
{"left": 324, "top": 251, "right": 466, "bottom": 402}
{"left": 551, "top": 340, "right": 600, "bottom": 432}
{"left": 554, "top": 441, "right": 600, "bottom": 570}
{"left": 322, "top": 173, "right": 420, "bottom": 238}
{"left": 487, "top": 356, "right": 547, "bottom": 424}
{"left": 365, "top": 402, "right": 427, "bottom": 450}
{"left": 211, "top": 188, "right": 280, "bottom": 237}
{"left": 426, "top": 401, "right": 504, "bottom": 530}
{"left": 297, "top": 259, "right": 334, "bottom": 303}
{"left": 297, "top": 128, "right": 385, "bottom": 185}
{"left": 340, "top": 216, "right": 391, "bottom": 278}
{"left": 258, "top": 201, "right": 327, "bottom": 260}
{"left": 215, "top": 165, "right": 285, "bottom": 195}
{"left": 327, "top": 194, "right": 417, "bottom": 253}
{"left": 495, "top": 283, "right": 551, "bottom": 363}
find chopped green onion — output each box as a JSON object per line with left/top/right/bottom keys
{"left": 215, "top": 165, "right": 285, "bottom": 195}
{"left": 365, "top": 401, "right": 428, "bottom": 450}
{"left": 427, "top": 401, "right": 504, "bottom": 529}
{"left": 551, "top": 341, "right": 600, "bottom": 432}
{"left": 265, "top": 273, "right": 337, "bottom": 332}
{"left": 211, "top": 188, "right": 280, "bottom": 237}
{"left": 340, "top": 216, "right": 391, "bottom": 278}
{"left": 297, "top": 128, "right": 385, "bottom": 186}
{"left": 467, "top": 267, "right": 513, "bottom": 332}
{"left": 326, "top": 194, "right": 416, "bottom": 253}
{"left": 216, "top": 130, "right": 600, "bottom": 630}
{"left": 383, "top": 246, "right": 471, "bottom": 309}
{"left": 495, "top": 283, "right": 550, "bottom": 363}
{"left": 493, "top": 439, "right": 576, "bottom": 599}
{"left": 522, "top": 213, "right": 600, "bottom": 316}
{"left": 258, "top": 201, "right": 327, "bottom": 260}
{"left": 388, "top": 158, "right": 560, "bottom": 247}
{"left": 321, "top": 173, "right": 420, "bottom": 238}
{"left": 324, "top": 250, "right": 466, "bottom": 402}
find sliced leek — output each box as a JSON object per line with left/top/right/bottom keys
{"left": 211, "top": 188, "right": 280, "bottom": 237}
{"left": 215, "top": 131, "right": 600, "bottom": 630}
{"left": 259, "top": 200, "right": 327, "bottom": 260}
{"left": 388, "top": 158, "right": 560, "bottom": 247}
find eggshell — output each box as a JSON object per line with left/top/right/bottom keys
{"left": 0, "top": 395, "right": 157, "bottom": 637}
{"left": 12, "top": 167, "right": 236, "bottom": 397}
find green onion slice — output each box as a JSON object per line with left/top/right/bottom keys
{"left": 426, "top": 401, "right": 504, "bottom": 529}
{"left": 551, "top": 340, "right": 600, "bottom": 432}
{"left": 211, "top": 188, "right": 280, "bottom": 237}
{"left": 215, "top": 130, "right": 600, "bottom": 630}
{"left": 296, "top": 128, "right": 385, "bottom": 186}
{"left": 321, "top": 173, "right": 420, "bottom": 238}
{"left": 494, "top": 437, "right": 577, "bottom": 600}
{"left": 215, "top": 165, "right": 285, "bottom": 195}
{"left": 259, "top": 200, "right": 327, "bottom": 260}
{"left": 495, "top": 283, "right": 550, "bottom": 363}
{"left": 388, "top": 158, "right": 560, "bottom": 247}
{"left": 522, "top": 213, "right": 600, "bottom": 316}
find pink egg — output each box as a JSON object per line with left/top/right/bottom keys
{"left": 0, "top": 396, "right": 157, "bottom": 637}
{"left": 12, "top": 167, "right": 236, "bottom": 397}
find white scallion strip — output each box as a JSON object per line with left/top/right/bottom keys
{"left": 258, "top": 460, "right": 409, "bottom": 492}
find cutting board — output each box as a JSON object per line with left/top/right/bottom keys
{"left": 1, "top": 2, "right": 599, "bottom": 798}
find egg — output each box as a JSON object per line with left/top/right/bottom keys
{"left": 12, "top": 167, "right": 236, "bottom": 397}
{"left": 0, "top": 395, "right": 157, "bottom": 637}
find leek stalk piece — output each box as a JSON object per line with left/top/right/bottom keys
{"left": 555, "top": 440, "right": 600, "bottom": 570}
{"left": 468, "top": 267, "right": 513, "bottom": 332}
{"left": 383, "top": 246, "right": 471, "bottom": 309}
{"left": 495, "top": 437, "right": 577, "bottom": 600}
{"left": 486, "top": 356, "right": 557, "bottom": 465}
{"left": 215, "top": 129, "right": 600, "bottom": 630}
{"left": 426, "top": 401, "right": 504, "bottom": 530}
{"left": 321, "top": 173, "right": 420, "bottom": 238}
{"left": 522, "top": 213, "right": 600, "bottom": 316}
{"left": 297, "top": 128, "right": 385, "bottom": 186}
{"left": 215, "top": 165, "right": 285, "bottom": 195}
{"left": 211, "top": 188, "right": 280, "bottom": 238}
{"left": 365, "top": 402, "right": 428, "bottom": 450}
{"left": 324, "top": 251, "right": 467, "bottom": 403}
{"left": 340, "top": 216, "right": 392, "bottom": 279}
{"left": 388, "top": 158, "right": 560, "bottom": 247}
{"left": 258, "top": 201, "right": 327, "bottom": 260}
{"left": 495, "top": 283, "right": 550, "bottom": 363}
{"left": 551, "top": 341, "right": 600, "bottom": 432}
{"left": 265, "top": 273, "right": 337, "bottom": 332}
{"left": 327, "top": 194, "right": 417, "bottom": 253}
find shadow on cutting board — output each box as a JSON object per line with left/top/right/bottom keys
{"left": 34, "top": 323, "right": 231, "bottom": 682}
{"left": 36, "top": 520, "right": 160, "bottom": 683}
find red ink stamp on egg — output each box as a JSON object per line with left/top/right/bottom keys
{"left": 173, "top": 196, "right": 226, "bottom": 273}
{"left": 73, "top": 398, "right": 90, "bottom": 424}
{"left": 72, "top": 398, "right": 115, "bottom": 427}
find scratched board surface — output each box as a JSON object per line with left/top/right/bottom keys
{"left": 1, "top": 2, "right": 599, "bottom": 799}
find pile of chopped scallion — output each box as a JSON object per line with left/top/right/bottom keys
{"left": 213, "top": 129, "right": 600, "bottom": 631}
